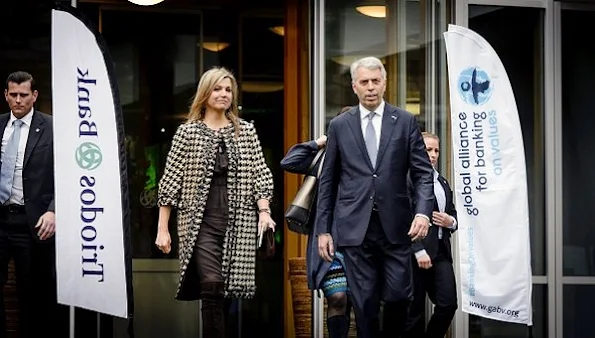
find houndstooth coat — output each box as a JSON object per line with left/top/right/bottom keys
{"left": 158, "top": 119, "right": 273, "bottom": 300}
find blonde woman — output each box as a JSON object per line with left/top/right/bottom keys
{"left": 155, "top": 67, "right": 275, "bottom": 337}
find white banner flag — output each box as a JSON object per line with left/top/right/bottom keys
{"left": 52, "top": 7, "right": 132, "bottom": 319}
{"left": 443, "top": 24, "right": 532, "bottom": 325}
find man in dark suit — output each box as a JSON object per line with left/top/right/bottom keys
{"left": 402, "top": 132, "right": 458, "bottom": 338}
{"left": 1, "top": 71, "right": 62, "bottom": 337}
{"left": 315, "top": 56, "right": 434, "bottom": 338}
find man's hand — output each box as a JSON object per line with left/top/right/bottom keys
{"left": 35, "top": 211, "right": 55, "bottom": 240}
{"left": 317, "top": 233, "right": 335, "bottom": 262}
{"left": 408, "top": 215, "right": 429, "bottom": 241}
{"left": 432, "top": 211, "right": 454, "bottom": 228}
{"left": 416, "top": 254, "right": 432, "bottom": 269}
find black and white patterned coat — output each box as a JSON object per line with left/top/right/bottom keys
{"left": 158, "top": 119, "right": 273, "bottom": 300}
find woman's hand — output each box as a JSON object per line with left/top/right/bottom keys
{"left": 416, "top": 253, "right": 432, "bottom": 269}
{"left": 155, "top": 228, "right": 172, "bottom": 254}
{"left": 432, "top": 211, "right": 455, "bottom": 228}
{"left": 315, "top": 135, "right": 327, "bottom": 148}
{"left": 258, "top": 210, "right": 276, "bottom": 236}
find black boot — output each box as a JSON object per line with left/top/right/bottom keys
{"left": 201, "top": 282, "right": 225, "bottom": 338}
{"left": 327, "top": 315, "right": 349, "bottom": 338}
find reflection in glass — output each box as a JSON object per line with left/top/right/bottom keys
{"left": 0, "top": 1, "right": 53, "bottom": 114}
{"left": 238, "top": 14, "right": 285, "bottom": 338}
{"left": 564, "top": 285, "right": 595, "bottom": 338}
{"left": 101, "top": 9, "right": 203, "bottom": 259}
{"left": 324, "top": 0, "right": 428, "bottom": 126}
{"left": 561, "top": 10, "right": 595, "bottom": 277}
{"left": 469, "top": 5, "right": 546, "bottom": 276}
{"left": 203, "top": 9, "right": 238, "bottom": 75}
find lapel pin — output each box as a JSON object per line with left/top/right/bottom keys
{"left": 35, "top": 128, "right": 40, "bottom": 132}
{"left": 390, "top": 115, "right": 397, "bottom": 120}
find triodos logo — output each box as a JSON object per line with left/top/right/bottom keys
{"left": 75, "top": 142, "right": 103, "bottom": 170}
{"left": 457, "top": 67, "right": 493, "bottom": 106}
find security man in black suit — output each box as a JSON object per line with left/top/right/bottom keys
{"left": 0, "top": 71, "right": 65, "bottom": 337}
{"left": 403, "top": 131, "right": 458, "bottom": 338}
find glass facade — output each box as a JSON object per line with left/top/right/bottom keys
{"left": 322, "top": 0, "right": 451, "bottom": 136}
{"left": 313, "top": 1, "right": 595, "bottom": 338}
{"left": 94, "top": 4, "right": 286, "bottom": 337}
{"left": 315, "top": 0, "right": 454, "bottom": 336}
{"left": 1, "top": 0, "right": 285, "bottom": 337}
{"left": 561, "top": 8, "right": 595, "bottom": 278}
{"left": 467, "top": 5, "right": 546, "bottom": 337}
{"left": 561, "top": 7, "right": 595, "bottom": 338}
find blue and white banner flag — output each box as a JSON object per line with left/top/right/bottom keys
{"left": 443, "top": 24, "right": 532, "bottom": 325}
{"left": 51, "top": 6, "right": 133, "bottom": 319}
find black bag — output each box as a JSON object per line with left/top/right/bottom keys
{"left": 284, "top": 149, "right": 326, "bottom": 234}
{"left": 257, "top": 228, "right": 276, "bottom": 259}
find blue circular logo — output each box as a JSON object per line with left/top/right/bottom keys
{"left": 75, "top": 142, "right": 103, "bottom": 171}
{"left": 457, "top": 67, "right": 493, "bottom": 106}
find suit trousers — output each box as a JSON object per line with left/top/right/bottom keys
{"left": 342, "top": 211, "right": 413, "bottom": 338}
{"left": 403, "top": 241, "right": 458, "bottom": 338}
{"left": 0, "top": 210, "right": 66, "bottom": 338}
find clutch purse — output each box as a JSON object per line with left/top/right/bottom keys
{"left": 258, "top": 228, "right": 275, "bottom": 259}
{"left": 284, "top": 149, "right": 326, "bottom": 234}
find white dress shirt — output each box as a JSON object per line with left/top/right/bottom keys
{"left": 359, "top": 101, "right": 430, "bottom": 226}
{"left": 415, "top": 170, "right": 458, "bottom": 259}
{"left": 1, "top": 109, "right": 33, "bottom": 205}
{"left": 359, "top": 100, "right": 384, "bottom": 149}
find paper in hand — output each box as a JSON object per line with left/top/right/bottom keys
{"left": 258, "top": 228, "right": 264, "bottom": 248}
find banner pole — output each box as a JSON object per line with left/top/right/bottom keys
{"left": 68, "top": 5, "right": 78, "bottom": 338}
{"left": 67, "top": 0, "right": 78, "bottom": 336}
{"left": 69, "top": 307, "right": 75, "bottom": 338}
{"left": 97, "top": 313, "right": 101, "bottom": 338}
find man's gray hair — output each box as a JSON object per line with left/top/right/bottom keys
{"left": 350, "top": 56, "right": 387, "bottom": 83}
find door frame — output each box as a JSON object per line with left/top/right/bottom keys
{"left": 283, "top": 0, "right": 311, "bottom": 337}
{"left": 97, "top": 4, "right": 205, "bottom": 337}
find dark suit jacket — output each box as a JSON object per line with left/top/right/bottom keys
{"left": 280, "top": 140, "right": 330, "bottom": 290}
{"left": 280, "top": 140, "right": 320, "bottom": 176}
{"left": 315, "top": 104, "right": 434, "bottom": 246}
{"left": 0, "top": 110, "right": 55, "bottom": 241}
{"left": 412, "top": 173, "right": 457, "bottom": 262}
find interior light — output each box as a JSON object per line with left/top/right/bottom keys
{"left": 127, "top": 0, "right": 165, "bottom": 6}
{"left": 201, "top": 42, "right": 230, "bottom": 52}
{"left": 269, "top": 26, "right": 285, "bottom": 36}
{"left": 356, "top": 5, "right": 386, "bottom": 18}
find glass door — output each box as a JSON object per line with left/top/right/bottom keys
{"left": 453, "top": 1, "right": 593, "bottom": 338}
{"left": 558, "top": 3, "right": 595, "bottom": 338}
{"left": 466, "top": 4, "right": 547, "bottom": 336}
{"left": 451, "top": 1, "right": 550, "bottom": 338}
{"left": 95, "top": 3, "right": 286, "bottom": 337}
{"left": 313, "top": 0, "right": 453, "bottom": 336}
{"left": 98, "top": 7, "right": 204, "bottom": 338}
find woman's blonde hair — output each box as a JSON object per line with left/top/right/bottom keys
{"left": 187, "top": 67, "right": 240, "bottom": 137}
